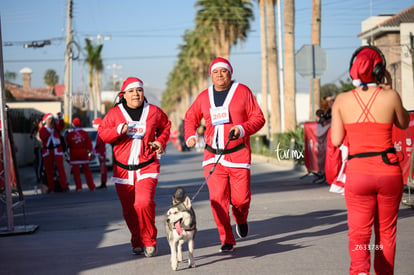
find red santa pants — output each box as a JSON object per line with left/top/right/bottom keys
{"left": 205, "top": 163, "right": 251, "bottom": 245}
{"left": 43, "top": 151, "right": 68, "bottom": 191}
{"left": 72, "top": 163, "right": 95, "bottom": 191}
{"left": 345, "top": 173, "right": 403, "bottom": 275}
{"left": 115, "top": 177, "right": 158, "bottom": 248}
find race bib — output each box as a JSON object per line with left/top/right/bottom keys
{"left": 210, "top": 106, "right": 229, "bottom": 126}
{"left": 126, "top": 122, "right": 146, "bottom": 139}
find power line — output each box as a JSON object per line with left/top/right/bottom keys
{"left": 3, "top": 37, "right": 65, "bottom": 47}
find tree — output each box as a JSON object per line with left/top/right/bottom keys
{"left": 338, "top": 79, "right": 354, "bottom": 94}
{"left": 283, "top": 0, "right": 296, "bottom": 131}
{"left": 264, "top": 0, "right": 281, "bottom": 139}
{"left": 84, "top": 38, "right": 103, "bottom": 119}
{"left": 320, "top": 83, "right": 338, "bottom": 99}
{"left": 4, "top": 71, "right": 17, "bottom": 82}
{"left": 161, "top": 0, "right": 254, "bottom": 129}
{"left": 44, "top": 69, "right": 59, "bottom": 89}
{"left": 95, "top": 56, "right": 103, "bottom": 117}
{"left": 5, "top": 89, "right": 15, "bottom": 101}
{"left": 195, "top": 0, "right": 254, "bottom": 58}
{"left": 258, "top": 0, "right": 269, "bottom": 138}
{"left": 178, "top": 29, "right": 211, "bottom": 102}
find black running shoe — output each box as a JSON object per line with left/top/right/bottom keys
{"left": 219, "top": 243, "right": 234, "bottom": 252}
{"left": 132, "top": 247, "right": 144, "bottom": 255}
{"left": 236, "top": 222, "right": 249, "bottom": 238}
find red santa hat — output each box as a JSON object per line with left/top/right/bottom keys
{"left": 72, "top": 117, "right": 82, "bottom": 128}
{"left": 349, "top": 47, "right": 384, "bottom": 87}
{"left": 42, "top": 113, "right": 53, "bottom": 123}
{"left": 209, "top": 57, "right": 233, "bottom": 75}
{"left": 92, "top": 117, "right": 102, "bottom": 129}
{"left": 118, "top": 77, "right": 144, "bottom": 98}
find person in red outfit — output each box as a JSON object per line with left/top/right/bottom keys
{"left": 98, "top": 77, "right": 171, "bottom": 257}
{"left": 93, "top": 117, "right": 108, "bottom": 189}
{"left": 184, "top": 57, "right": 265, "bottom": 253}
{"left": 39, "top": 112, "right": 69, "bottom": 193}
{"left": 331, "top": 46, "right": 410, "bottom": 275}
{"left": 65, "top": 118, "right": 96, "bottom": 191}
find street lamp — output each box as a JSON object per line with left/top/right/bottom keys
{"left": 86, "top": 34, "right": 111, "bottom": 45}
{"left": 106, "top": 64, "right": 123, "bottom": 91}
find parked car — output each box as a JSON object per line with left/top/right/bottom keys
{"left": 63, "top": 127, "right": 113, "bottom": 169}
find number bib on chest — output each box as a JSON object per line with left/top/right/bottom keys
{"left": 126, "top": 122, "right": 146, "bottom": 139}
{"left": 210, "top": 106, "right": 229, "bottom": 126}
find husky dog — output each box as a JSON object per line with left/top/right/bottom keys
{"left": 165, "top": 187, "right": 197, "bottom": 271}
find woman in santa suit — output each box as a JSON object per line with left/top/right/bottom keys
{"left": 98, "top": 77, "right": 171, "bottom": 257}
{"left": 331, "top": 46, "right": 409, "bottom": 275}
{"left": 184, "top": 57, "right": 265, "bottom": 252}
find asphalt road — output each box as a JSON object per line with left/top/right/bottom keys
{"left": 0, "top": 144, "right": 413, "bottom": 275}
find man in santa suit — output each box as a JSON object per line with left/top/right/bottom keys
{"left": 98, "top": 77, "right": 171, "bottom": 257}
{"left": 92, "top": 117, "right": 108, "bottom": 189}
{"left": 184, "top": 57, "right": 265, "bottom": 252}
{"left": 39, "top": 112, "right": 69, "bottom": 192}
{"left": 65, "top": 117, "right": 96, "bottom": 191}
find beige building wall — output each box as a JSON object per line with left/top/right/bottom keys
{"left": 401, "top": 23, "right": 414, "bottom": 111}
{"left": 7, "top": 101, "right": 62, "bottom": 115}
{"left": 360, "top": 18, "right": 414, "bottom": 111}
{"left": 375, "top": 33, "right": 402, "bottom": 94}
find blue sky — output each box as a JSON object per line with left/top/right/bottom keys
{"left": 1, "top": 0, "right": 412, "bottom": 103}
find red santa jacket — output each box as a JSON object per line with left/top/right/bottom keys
{"left": 98, "top": 102, "right": 171, "bottom": 185}
{"left": 65, "top": 128, "right": 93, "bottom": 165}
{"left": 39, "top": 118, "right": 65, "bottom": 157}
{"left": 184, "top": 81, "right": 265, "bottom": 168}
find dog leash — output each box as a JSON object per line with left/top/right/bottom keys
{"left": 191, "top": 129, "right": 237, "bottom": 202}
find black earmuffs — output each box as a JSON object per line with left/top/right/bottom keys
{"left": 349, "top": 45, "right": 386, "bottom": 83}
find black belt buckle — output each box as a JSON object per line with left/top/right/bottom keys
{"left": 216, "top": 149, "right": 224, "bottom": 155}
{"left": 127, "top": 164, "right": 135, "bottom": 170}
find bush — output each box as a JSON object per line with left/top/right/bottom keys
{"left": 250, "top": 125, "right": 305, "bottom": 165}
{"left": 250, "top": 134, "right": 269, "bottom": 155}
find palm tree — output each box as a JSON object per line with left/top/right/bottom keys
{"left": 283, "top": 0, "right": 296, "bottom": 131}
{"left": 264, "top": 0, "right": 281, "bottom": 140}
{"left": 84, "top": 38, "right": 103, "bottom": 119}
{"left": 161, "top": 0, "right": 254, "bottom": 128}
{"left": 44, "top": 69, "right": 59, "bottom": 95}
{"left": 259, "top": 0, "right": 269, "bottom": 138}
{"left": 179, "top": 29, "right": 212, "bottom": 102}
{"left": 95, "top": 56, "right": 103, "bottom": 117}
{"left": 195, "top": 0, "right": 254, "bottom": 58}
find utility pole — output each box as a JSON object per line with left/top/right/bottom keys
{"left": 277, "top": 0, "right": 285, "bottom": 132}
{"left": 63, "top": 0, "right": 73, "bottom": 126}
